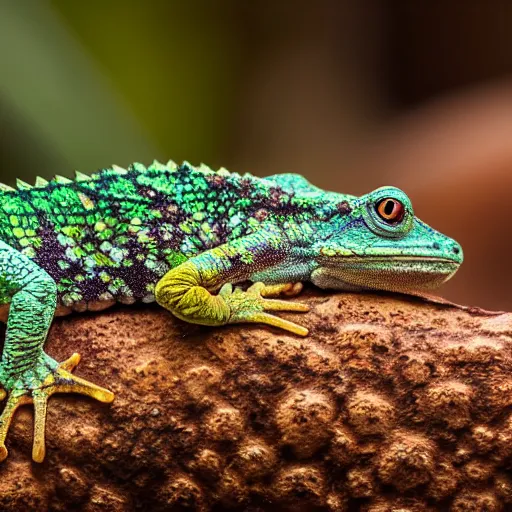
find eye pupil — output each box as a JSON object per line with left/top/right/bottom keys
{"left": 384, "top": 200, "right": 394, "bottom": 216}
{"left": 376, "top": 198, "right": 405, "bottom": 224}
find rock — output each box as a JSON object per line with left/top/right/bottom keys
{"left": 0, "top": 289, "right": 511, "bottom": 511}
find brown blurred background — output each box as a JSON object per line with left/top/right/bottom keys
{"left": 1, "top": 1, "right": 512, "bottom": 309}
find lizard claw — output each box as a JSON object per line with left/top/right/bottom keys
{"left": 219, "top": 282, "right": 309, "bottom": 336}
{"left": 0, "top": 353, "right": 114, "bottom": 463}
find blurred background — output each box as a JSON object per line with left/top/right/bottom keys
{"left": 1, "top": 1, "right": 512, "bottom": 310}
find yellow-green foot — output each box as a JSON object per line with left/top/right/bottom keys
{"left": 259, "top": 282, "right": 304, "bottom": 298}
{"left": 0, "top": 353, "right": 114, "bottom": 463}
{"left": 219, "top": 281, "right": 309, "bottom": 336}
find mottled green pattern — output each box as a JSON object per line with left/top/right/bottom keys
{"left": 0, "top": 162, "right": 351, "bottom": 309}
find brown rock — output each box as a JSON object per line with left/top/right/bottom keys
{"left": 451, "top": 491, "right": 502, "bottom": 512}
{"left": 0, "top": 290, "right": 511, "bottom": 511}
{"left": 204, "top": 405, "right": 245, "bottom": 442}
{"left": 347, "top": 390, "right": 395, "bottom": 436}
{"left": 272, "top": 465, "right": 327, "bottom": 509}
{"left": 416, "top": 380, "right": 474, "bottom": 429}
{"left": 233, "top": 438, "right": 277, "bottom": 479}
{"left": 329, "top": 424, "right": 358, "bottom": 467}
{"left": 346, "top": 465, "right": 376, "bottom": 498}
{"left": 276, "top": 388, "right": 336, "bottom": 458}
{"left": 427, "top": 459, "right": 460, "bottom": 501}
{"left": 377, "top": 432, "right": 436, "bottom": 491}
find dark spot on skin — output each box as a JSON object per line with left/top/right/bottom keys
{"left": 433, "top": 242, "right": 441, "bottom": 250}
{"left": 254, "top": 209, "right": 268, "bottom": 221}
{"left": 270, "top": 188, "right": 284, "bottom": 207}
{"left": 337, "top": 201, "right": 352, "bottom": 215}
{"left": 206, "top": 174, "right": 226, "bottom": 188}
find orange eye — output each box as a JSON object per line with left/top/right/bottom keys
{"left": 376, "top": 198, "right": 405, "bottom": 224}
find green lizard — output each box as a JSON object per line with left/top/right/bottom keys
{"left": 0, "top": 160, "right": 462, "bottom": 462}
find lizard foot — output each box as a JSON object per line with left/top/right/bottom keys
{"left": 259, "top": 282, "right": 304, "bottom": 298}
{"left": 219, "top": 282, "right": 309, "bottom": 336}
{"left": 0, "top": 353, "right": 114, "bottom": 463}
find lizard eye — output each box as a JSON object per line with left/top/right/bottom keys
{"left": 376, "top": 198, "right": 405, "bottom": 224}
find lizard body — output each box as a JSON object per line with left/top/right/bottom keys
{"left": 0, "top": 160, "right": 463, "bottom": 462}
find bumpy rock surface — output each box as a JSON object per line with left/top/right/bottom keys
{"left": 0, "top": 289, "right": 511, "bottom": 511}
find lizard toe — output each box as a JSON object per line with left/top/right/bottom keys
{"left": 0, "top": 353, "right": 113, "bottom": 463}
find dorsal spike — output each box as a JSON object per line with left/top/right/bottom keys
{"left": 166, "top": 159, "right": 178, "bottom": 171}
{"left": 181, "top": 160, "right": 194, "bottom": 171}
{"left": 75, "top": 171, "right": 91, "bottom": 182}
{"left": 217, "top": 167, "right": 231, "bottom": 177}
{"left": 35, "top": 176, "right": 49, "bottom": 187}
{"left": 16, "top": 179, "right": 33, "bottom": 190}
{"left": 54, "top": 175, "right": 73, "bottom": 184}
{"left": 149, "top": 159, "right": 167, "bottom": 172}
{"left": 198, "top": 162, "right": 213, "bottom": 174}
{"left": 128, "top": 162, "right": 146, "bottom": 173}
{"left": 111, "top": 164, "right": 128, "bottom": 175}
{"left": 0, "top": 183, "right": 15, "bottom": 192}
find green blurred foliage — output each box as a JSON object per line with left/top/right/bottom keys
{"left": 0, "top": 0, "right": 243, "bottom": 184}
{"left": 50, "top": 0, "right": 239, "bottom": 162}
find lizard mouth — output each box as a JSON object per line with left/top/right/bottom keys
{"left": 319, "top": 256, "right": 460, "bottom": 292}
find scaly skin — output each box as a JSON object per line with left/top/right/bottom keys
{"left": 0, "top": 161, "right": 463, "bottom": 462}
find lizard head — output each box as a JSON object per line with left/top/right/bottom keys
{"left": 311, "top": 186, "right": 463, "bottom": 293}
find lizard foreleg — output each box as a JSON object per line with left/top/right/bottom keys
{"left": 0, "top": 241, "right": 114, "bottom": 462}
{"left": 155, "top": 228, "right": 309, "bottom": 336}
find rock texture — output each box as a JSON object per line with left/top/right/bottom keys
{"left": 0, "top": 289, "right": 512, "bottom": 511}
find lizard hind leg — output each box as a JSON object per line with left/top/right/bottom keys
{"left": 0, "top": 353, "right": 114, "bottom": 463}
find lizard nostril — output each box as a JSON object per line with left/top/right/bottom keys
{"left": 433, "top": 242, "right": 441, "bottom": 250}
{"left": 452, "top": 245, "right": 460, "bottom": 255}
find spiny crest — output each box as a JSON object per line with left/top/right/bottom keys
{"left": 217, "top": 166, "right": 231, "bottom": 177}
{"left": 180, "top": 160, "right": 215, "bottom": 174}
{"left": 148, "top": 159, "right": 167, "bottom": 172}
{"left": 182, "top": 161, "right": 228, "bottom": 177}
{"left": 75, "top": 171, "right": 91, "bottom": 182}
{"left": 16, "top": 179, "right": 33, "bottom": 190}
{"left": 35, "top": 176, "right": 49, "bottom": 187}
{"left": 198, "top": 162, "right": 212, "bottom": 173}
{"left": 54, "top": 175, "right": 73, "bottom": 184}
{"left": 90, "top": 164, "right": 129, "bottom": 179}
{"left": 0, "top": 183, "right": 15, "bottom": 192}
{"left": 128, "top": 162, "right": 146, "bottom": 173}
{"left": 141, "top": 159, "right": 233, "bottom": 178}
{"left": 142, "top": 159, "right": 228, "bottom": 176}
{"left": 0, "top": 159, "right": 234, "bottom": 196}
{"left": 112, "top": 164, "right": 128, "bottom": 175}
{"left": 146, "top": 159, "right": 179, "bottom": 173}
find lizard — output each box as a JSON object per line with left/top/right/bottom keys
{"left": 0, "top": 160, "right": 463, "bottom": 463}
